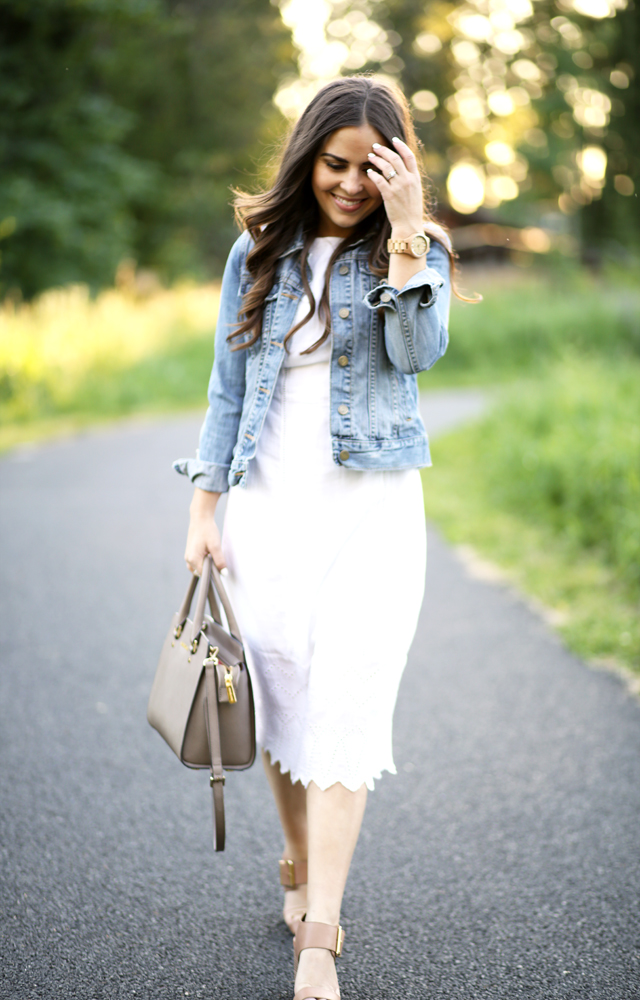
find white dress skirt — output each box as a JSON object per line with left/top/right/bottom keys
{"left": 221, "top": 360, "right": 427, "bottom": 792}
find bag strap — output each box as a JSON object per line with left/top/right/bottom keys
{"left": 175, "top": 562, "right": 222, "bottom": 630}
{"left": 204, "top": 651, "right": 225, "bottom": 851}
{"left": 175, "top": 556, "right": 244, "bottom": 851}
{"left": 180, "top": 556, "right": 241, "bottom": 646}
{"left": 207, "top": 582, "right": 222, "bottom": 625}
{"left": 210, "top": 562, "right": 243, "bottom": 643}
{"left": 176, "top": 572, "right": 199, "bottom": 625}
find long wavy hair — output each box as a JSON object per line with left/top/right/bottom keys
{"left": 230, "top": 76, "right": 455, "bottom": 353}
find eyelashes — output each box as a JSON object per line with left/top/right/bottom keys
{"left": 325, "top": 162, "right": 382, "bottom": 175}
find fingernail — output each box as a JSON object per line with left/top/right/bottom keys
{"left": 367, "top": 152, "right": 375, "bottom": 158}
{"left": 372, "top": 142, "right": 381, "bottom": 148}
{"left": 392, "top": 136, "right": 401, "bottom": 142}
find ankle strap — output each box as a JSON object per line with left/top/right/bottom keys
{"left": 280, "top": 858, "right": 308, "bottom": 888}
{"left": 294, "top": 921, "right": 344, "bottom": 962}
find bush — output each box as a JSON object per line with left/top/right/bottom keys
{"left": 0, "top": 282, "right": 219, "bottom": 435}
{"left": 423, "top": 355, "right": 640, "bottom": 672}
{"left": 423, "top": 268, "right": 640, "bottom": 385}
{"left": 475, "top": 357, "right": 640, "bottom": 591}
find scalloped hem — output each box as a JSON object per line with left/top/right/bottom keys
{"left": 261, "top": 743, "right": 397, "bottom": 793}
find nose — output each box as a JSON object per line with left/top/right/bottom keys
{"left": 340, "top": 167, "right": 364, "bottom": 195}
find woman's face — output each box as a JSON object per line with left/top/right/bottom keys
{"left": 311, "top": 124, "right": 385, "bottom": 237}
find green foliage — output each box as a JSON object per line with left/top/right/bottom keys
{"left": 421, "top": 264, "right": 640, "bottom": 385}
{"left": 103, "top": 0, "right": 295, "bottom": 279}
{"left": 0, "top": 281, "right": 219, "bottom": 450}
{"left": 416, "top": 263, "right": 640, "bottom": 672}
{"left": 473, "top": 358, "right": 640, "bottom": 590}
{"left": 423, "top": 357, "right": 640, "bottom": 672}
{"left": 0, "top": 0, "right": 160, "bottom": 298}
{"left": 0, "top": 0, "right": 295, "bottom": 298}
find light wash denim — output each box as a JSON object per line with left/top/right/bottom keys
{"left": 174, "top": 228, "right": 451, "bottom": 492}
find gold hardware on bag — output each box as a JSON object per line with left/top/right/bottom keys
{"left": 190, "top": 636, "right": 200, "bottom": 654}
{"left": 210, "top": 773, "right": 225, "bottom": 785}
{"left": 173, "top": 623, "right": 183, "bottom": 639}
{"left": 204, "top": 645, "right": 219, "bottom": 667}
{"left": 335, "top": 925, "right": 344, "bottom": 956}
{"left": 224, "top": 666, "right": 237, "bottom": 704}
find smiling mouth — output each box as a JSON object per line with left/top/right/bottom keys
{"left": 331, "top": 193, "right": 367, "bottom": 212}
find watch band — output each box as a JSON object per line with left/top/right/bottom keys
{"left": 387, "top": 238, "right": 412, "bottom": 254}
{"left": 387, "top": 232, "right": 430, "bottom": 258}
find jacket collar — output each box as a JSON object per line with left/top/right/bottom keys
{"left": 277, "top": 225, "right": 373, "bottom": 259}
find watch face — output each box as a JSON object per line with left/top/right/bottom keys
{"left": 410, "top": 234, "right": 429, "bottom": 257}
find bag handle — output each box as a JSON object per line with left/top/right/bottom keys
{"left": 210, "top": 561, "right": 243, "bottom": 643}
{"left": 175, "top": 565, "right": 222, "bottom": 629}
{"left": 204, "top": 652, "right": 226, "bottom": 851}
{"left": 186, "top": 556, "right": 243, "bottom": 646}
{"left": 176, "top": 572, "right": 199, "bottom": 625}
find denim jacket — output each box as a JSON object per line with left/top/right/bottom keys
{"left": 174, "top": 227, "right": 451, "bottom": 492}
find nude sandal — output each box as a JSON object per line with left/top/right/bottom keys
{"left": 280, "top": 859, "right": 308, "bottom": 934}
{"left": 293, "top": 919, "right": 345, "bottom": 1000}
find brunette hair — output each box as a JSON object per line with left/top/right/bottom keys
{"left": 230, "top": 76, "right": 455, "bottom": 352}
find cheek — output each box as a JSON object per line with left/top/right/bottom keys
{"left": 312, "top": 165, "right": 331, "bottom": 196}
{"left": 365, "top": 178, "right": 383, "bottom": 206}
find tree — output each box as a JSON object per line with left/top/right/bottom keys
{"left": 0, "top": 0, "right": 158, "bottom": 298}
{"left": 103, "top": 0, "right": 296, "bottom": 278}
{"left": 0, "top": 0, "right": 296, "bottom": 298}
{"left": 316, "top": 0, "right": 639, "bottom": 251}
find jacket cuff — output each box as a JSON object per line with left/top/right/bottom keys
{"left": 172, "top": 458, "right": 230, "bottom": 493}
{"left": 364, "top": 266, "right": 445, "bottom": 311}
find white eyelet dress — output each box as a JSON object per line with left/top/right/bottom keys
{"left": 221, "top": 238, "right": 427, "bottom": 792}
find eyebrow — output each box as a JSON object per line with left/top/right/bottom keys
{"left": 320, "top": 152, "right": 370, "bottom": 166}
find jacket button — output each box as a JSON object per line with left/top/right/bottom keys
{"left": 338, "top": 404, "right": 349, "bottom": 416}
{"left": 338, "top": 355, "right": 349, "bottom": 367}
{"left": 338, "top": 307, "right": 350, "bottom": 319}
{"left": 380, "top": 291, "right": 392, "bottom": 303}
{"left": 339, "top": 264, "right": 349, "bottom": 275}
{"left": 339, "top": 450, "right": 350, "bottom": 462}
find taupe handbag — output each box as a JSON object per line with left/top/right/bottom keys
{"left": 147, "top": 554, "right": 256, "bottom": 851}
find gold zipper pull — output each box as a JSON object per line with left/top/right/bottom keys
{"left": 204, "top": 645, "right": 219, "bottom": 667}
{"left": 224, "top": 665, "right": 237, "bottom": 704}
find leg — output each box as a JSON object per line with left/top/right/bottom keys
{"left": 262, "top": 749, "right": 308, "bottom": 858}
{"left": 262, "top": 750, "right": 308, "bottom": 931}
{"left": 295, "top": 780, "right": 368, "bottom": 998}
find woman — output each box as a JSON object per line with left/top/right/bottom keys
{"left": 175, "top": 76, "right": 452, "bottom": 1000}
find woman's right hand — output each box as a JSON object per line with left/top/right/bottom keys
{"left": 184, "top": 487, "right": 226, "bottom": 575}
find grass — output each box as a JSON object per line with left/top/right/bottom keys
{"left": 0, "top": 281, "right": 219, "bottom": 451}
{"left": 422, "top": 356, "right": 640, "bottom": 676}
{"left": 420, "top": 261, "right": 640, "bottom": 388}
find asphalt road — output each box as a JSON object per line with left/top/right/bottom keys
{"left": 1, "top": 400, "right": 639, "bottom": 1000}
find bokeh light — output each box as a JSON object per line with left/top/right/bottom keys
{"left": 447, "top": 162, "right": 486, "bottom": 214}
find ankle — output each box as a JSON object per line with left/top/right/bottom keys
{"left": 304, "top": 908, "right": 341, "bottom": 927}
{"left": 283, "top": 840, "right": 307, "bottom": 861}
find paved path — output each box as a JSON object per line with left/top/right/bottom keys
{"left": 1, "top": 398, "right": 639, "bottom": 1000}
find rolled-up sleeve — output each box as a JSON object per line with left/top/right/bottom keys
{"left": 173, "top": 231, "right": 252, "bottom": 492}
{"left": 364, "top": 238, "right": 451, "bottom": 374}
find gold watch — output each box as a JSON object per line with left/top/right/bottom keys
{"left": 387, "top": 233, "right": 430, "bottom": 258}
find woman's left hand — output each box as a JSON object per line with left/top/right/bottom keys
{"left": 367, "top": 136, "right": 425, "bottom": 236}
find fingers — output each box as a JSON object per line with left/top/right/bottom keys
{"left": 184, "top": 544, "right": 227, "bottom": 577}
{"left": 391, "top": 136, "right": 418, "bottom": 170}
{"left": 368, "top": 138, "right": 417, "bottom": 175}
{"left": 366, "top": 166, "right": 392, "bottom": 193}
